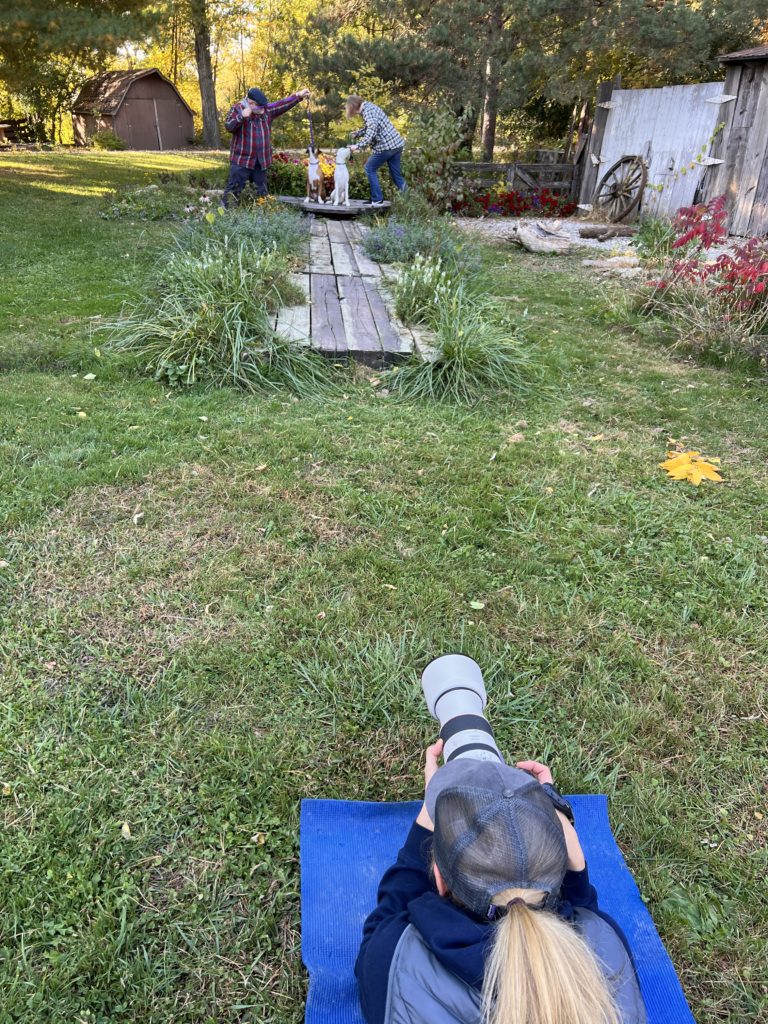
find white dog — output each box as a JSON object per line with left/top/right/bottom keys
{"left": 328, "top": 147, "right": 352, "bottom": 207}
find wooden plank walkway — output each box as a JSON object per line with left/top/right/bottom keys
{"left": 274, "top": 215, "right": 429, "bottom": 368}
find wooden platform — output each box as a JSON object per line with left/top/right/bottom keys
{"left": 277, "top": 195, "right": 392, "bottom": 218}
{"left": 274, "top": 217, "right": 434, "bottom": 368}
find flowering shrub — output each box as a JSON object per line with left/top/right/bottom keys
{"left": 363, "top": 216, "right": 474, "bottom": 271}
{"left": 394, "top": 255, "right": 456, "bottom": 326}
{"left": 453, "top": 188, "right": 577, "bottom": 218}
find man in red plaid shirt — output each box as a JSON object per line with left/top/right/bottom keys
{"left": 223, "top": 86, "right": 310, "bottom": 206}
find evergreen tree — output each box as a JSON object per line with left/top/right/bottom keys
{"left": 290, "top": 0, "right": 766, "bottom": 157}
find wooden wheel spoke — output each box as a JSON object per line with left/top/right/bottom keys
{"left": 592, "top": 156, "right": 647, "bottom": 222}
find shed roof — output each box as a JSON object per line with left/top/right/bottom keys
{"left": 718, "top": 44, "right": 768, "bottom": 64}
{"left": 72, "top": 69, "right": 194, "bottom": 116}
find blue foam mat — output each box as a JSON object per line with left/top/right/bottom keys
{"left": 300, "top": 797, "right": 694, "bottom": 1024}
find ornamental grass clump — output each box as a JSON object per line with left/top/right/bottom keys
{"left": 394, "top": 255, "right": 456, "bottom": 326}
{"left": 106, "top": 235, "right": 330, "bottom": 396}
{"left": 175, "top": 204, "right": 310, "bottom": 266}
{"left": 385, "top": 284, "right": 535, "bottom": 403}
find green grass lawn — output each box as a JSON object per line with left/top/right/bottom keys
{"left": 1, "top": 151, "right": 766, "bottom": 1024}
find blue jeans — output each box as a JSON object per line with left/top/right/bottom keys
{"left": 223, "top": 160, "right": 268, "bottom": 205}
{"left": 364, "top": 148, "right": 406, "bottom": 203}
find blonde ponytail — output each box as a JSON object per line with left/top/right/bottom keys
{"left": 481, "top": 888, "right": 621, "bottom": 1024}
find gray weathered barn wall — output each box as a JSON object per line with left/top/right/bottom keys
{"left": 700, "top": 51, "right": 768, "bottom": 236}
{"left": 580, "top": 81, "right": 724, "bottom": 217}
{"left": 581, "top": 47, "right": 768, "bottom": 236}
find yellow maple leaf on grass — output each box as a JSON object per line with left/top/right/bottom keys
{"left": 659, "top": 449, "right": 723, "bottom": 486}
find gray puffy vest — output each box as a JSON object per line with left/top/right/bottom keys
{"left": 384, "top": 909, "right": 647, "bottom": 1024}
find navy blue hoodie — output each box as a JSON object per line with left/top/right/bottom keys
{"left": 355, "top": 820, "right": 634, "bottom": 1024}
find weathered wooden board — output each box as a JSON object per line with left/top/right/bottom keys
{"left": 327, "top": 220, "right": 348, "bottom": 243}
{"left": 700, "top": 65, "right": 741, "bottom": 204}
{"left": 298, "top": 234, "right": 311, "bottom": 274}
{"left": 732, "top": 66, "right": 768, "bottom": 235}
{"left": 579, "top": 78, "right": 618, "bottom": 205}
{"left": 310, "top": 232, "right": 334, "bottom": 274}
{"left": 341, "top": 220, "right": 362, "bottom": 244}
{"left": 375, "top": 276, "right": 432, "bottom": 362}
{"left": 352, "top": 246, "right": 382, "bottom": 278}
{"left": 330, "top": 240, "right": 358, "bottom": 277}
{"left": 362, "top": 279, "right": 410, "bottom": 358}
{"left": 337, "top": 275, "right": 382, "bottom": 363}
{"left": 344, "top": 220, "right": 382, "bottom": 275}
{"left": 275, "top": 273, "right": 310, "bottom": 345}
{"left": 375, "top": 293, "right": 415, "bottom": 355}
{"left": 310, "top": 273, "right": 347, "bottom": 355}
{"left": 595, "top": 81, "right": 723, "bottom": 217}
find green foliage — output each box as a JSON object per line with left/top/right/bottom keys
{"left": 0, "top": 1, "right": 159, "bottom": 142}
{"left": 402, "top": 109, "right": 470, "bottom": 210}
{"left": 177, "top": 201, "right": 310, "bottom": 264}
{"left": 386, "top": 284, "right": 536, "bottom": 403}
{"left": 106, "top": 208, "right": 330, "bottom": 395}
{"left": 91, "top": 128, "right": 127, "bottom": 151}
{"left": 633, "top": 217, "right": 688, "bottom": 266}
{"left": 100, "top": 182, "right": 195, "bottom": 221}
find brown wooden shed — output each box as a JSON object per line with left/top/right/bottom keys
{"left": 701, "top": 46, "right": 768, "bottom": 236}
{"left": 72, "top": 69, "right": 195, "bottom": 150}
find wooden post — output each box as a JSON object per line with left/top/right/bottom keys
{"left": 579, "top": 75, "right": 621, "bottom": 205}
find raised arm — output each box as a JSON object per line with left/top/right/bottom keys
{"left": 268, "top": 88, "right": 310, "bottom": 121}
{"left": 224, "top": 103, "right": 245, "bottom": 133}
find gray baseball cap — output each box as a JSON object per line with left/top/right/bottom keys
{"left": 426, "top": 760, "right": 568, "bottom": 918}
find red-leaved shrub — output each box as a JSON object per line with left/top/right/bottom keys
{"left": 644, "top": 195, "right": 768, "bottom": 366}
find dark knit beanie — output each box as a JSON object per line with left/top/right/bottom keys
{"left": 247, "top": 88, "right": 269, "bottom": 106}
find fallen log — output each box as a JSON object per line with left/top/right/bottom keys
{"left": 511, "top": 221, "right": 571, "bottom": 254}
{"left": 579, "top": 225, "right": 639, "bottom": 241}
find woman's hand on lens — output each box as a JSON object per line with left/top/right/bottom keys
{"left": 415, "top": 739, "right": 443, "bottom": 832}
{"left": 515, "top": 759, "right": 554, "bottom": 785}
{"left": 424, "top": 739, "right": 444, "bottom": 789}
{"left": 517, "top": 760, "right": 586, "bottom": 872}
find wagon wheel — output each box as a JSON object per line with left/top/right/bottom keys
{"left": 592, "top": 155, "right": 647, "bottom": 222}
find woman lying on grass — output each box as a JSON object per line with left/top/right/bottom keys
{"left": 355, "top": 741, "right": 646, "bottom": 1024}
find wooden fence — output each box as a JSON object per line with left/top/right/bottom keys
{"left": 454, "top": 161, "right": 576, "bottom": 195}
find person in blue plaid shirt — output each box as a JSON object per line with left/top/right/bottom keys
{"left": 347, "top": 96, "right": 407, "bottom": 206}
{"left": 223, "top": 85, "right": 310, "bottom": 206}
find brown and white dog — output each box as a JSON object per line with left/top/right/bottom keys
{"left": 306, "top": 145, "right": 325, "bottom": 203}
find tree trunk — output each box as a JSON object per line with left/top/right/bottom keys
{"left": 171, "top": 10, "right": 179, "bottom": 85}
{"left": 481, "top": 56, "right": 499, "bottom": 161}
{"left": 189, "top": 0, "right": 221, "bottom": 148}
